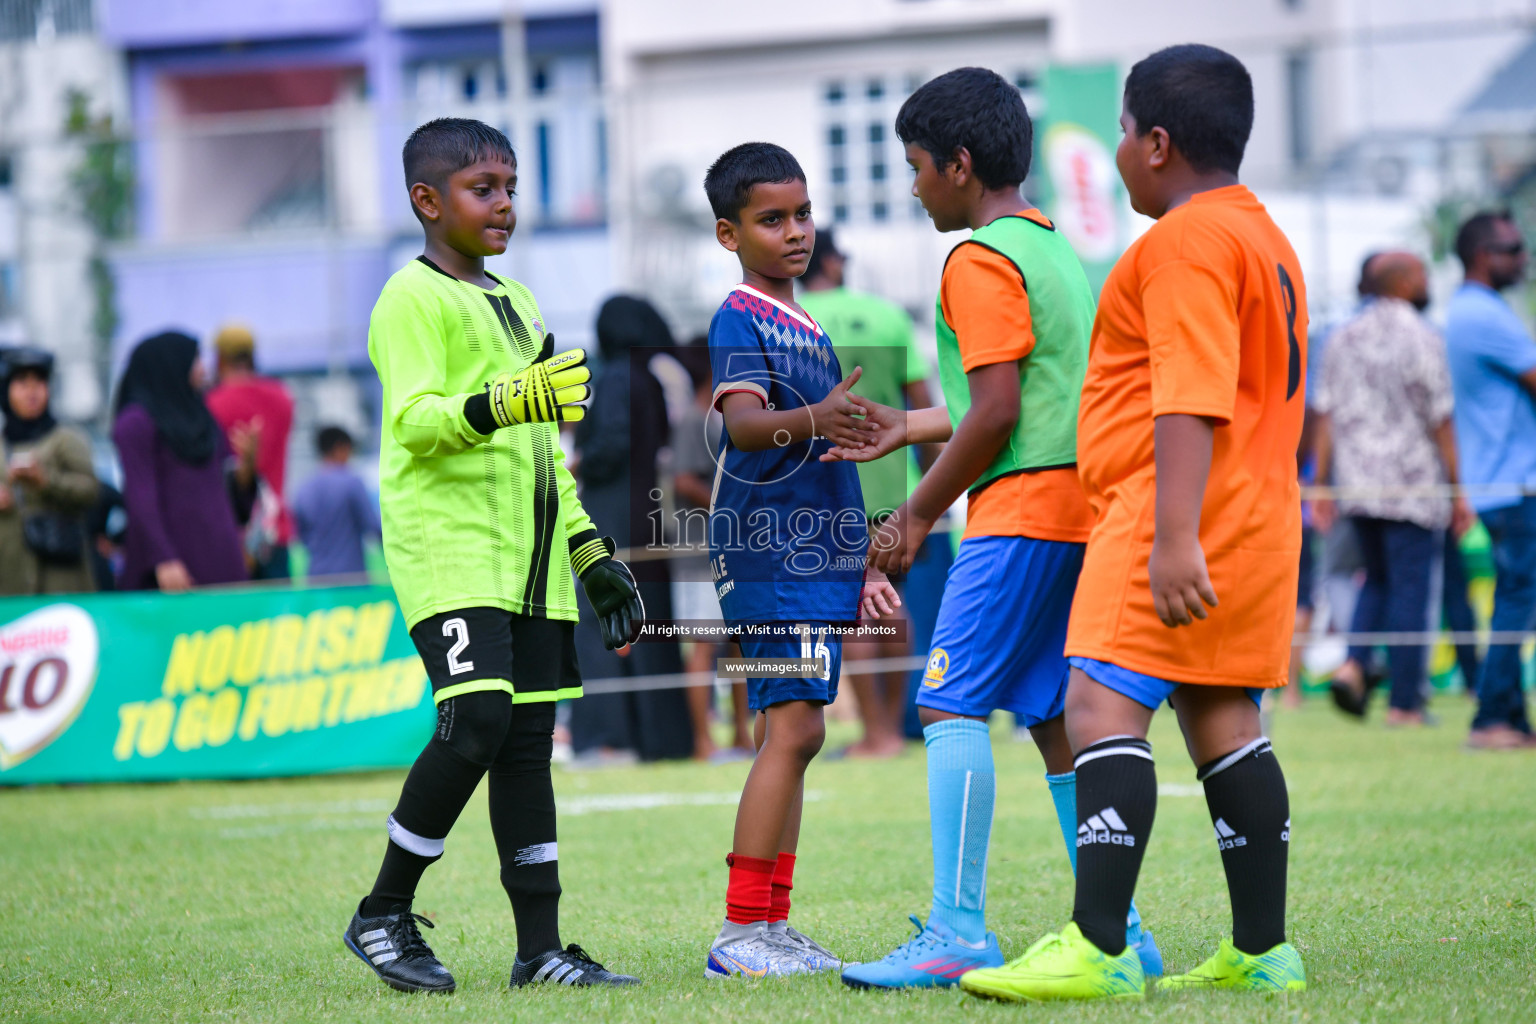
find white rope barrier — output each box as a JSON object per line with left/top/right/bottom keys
{"left": 577, "top": 629, "right": 1534, "bottom": 695}
{"left": 1299, "top": 483, "right": 1535, "bottom": 500}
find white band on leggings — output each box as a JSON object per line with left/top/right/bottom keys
{"left": 1197, "top": 737, "right": 1272, "bottom": 782}
{"left": 387, "top": 814, "right": 445, "bottom": 858}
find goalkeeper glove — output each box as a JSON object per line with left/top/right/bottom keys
{"left": 573, "top": 536, "right": 644, "bottom": 650}
{"left": 488, "top": 333, "right": 591, "bottom": 427}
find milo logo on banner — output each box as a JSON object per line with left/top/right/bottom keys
{"left": 112, "top": 601, "right": 425, "bottom": 764}
{"left": 0, "top": 604, "right": 99, "bottom": 768}
{"left": 1043, "top": 123, "right": 1118, "bottom": 263}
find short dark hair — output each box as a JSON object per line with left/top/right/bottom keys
{"left": 403, "top": 118, "right": 516, "bottom": 193}
{"left": 1455, "top": 210, "right": 1514, "bottom": 268}
{"left": 317, "top": 425, "right": 353, "bottom": 457}
{"left": 804, "top": 225, "right": 842, "bottom": 281}
{"left": 703, "top": 142, "right": 805, "bottom": 222}
{"left": 1124, "top": 44, "right": 1253, "bottom": 175}
{"left": 895, "top": 67, "right": 1033, "bottom": 189}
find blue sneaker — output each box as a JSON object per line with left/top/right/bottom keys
{"left": 1129, "top": 926, "right": 1163, "bottom": 979}
{"left": 841, "top": 916, "right": 1002, "bottom": 990}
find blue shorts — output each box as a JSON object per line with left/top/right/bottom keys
{"left": 1068, "top": 657, "right": 1264, "bottom": 710}
{"left": 917, "top": 535, "right": 1084, "bottom": 727}
{"left": 737, "top": 622, "right": 842, "bottom": 711}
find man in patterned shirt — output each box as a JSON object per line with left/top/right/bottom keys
{"left": 1312, "top": 252, "right": 1474, "bottom": 724}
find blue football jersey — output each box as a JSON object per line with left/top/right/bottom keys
{"left": 706, "top": 285, "right": 866, "bottom": 625}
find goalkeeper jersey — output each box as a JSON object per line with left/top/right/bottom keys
{"left": 368, "top": 256, "right": 598, "bottom": 629}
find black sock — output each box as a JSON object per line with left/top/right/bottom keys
{"left": 362, "top": 692, "right": 513, "bottom": 918}
{"left": 1198, "top": 738, "right": 1290, "bottom": 954}
{"left": 364, "top": 841, "right": 439, "bottom": 917}
{"left": 489, "top": 701, "right": 562, "bottom": 960}
{"left": 1070, "top": 737, "right": 1157, "bottom": 956}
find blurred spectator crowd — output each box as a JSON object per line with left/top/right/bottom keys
{"left": 1, "top": 212, "right": 1532, "bottom": 757}
{"left": 1296, "top": 210, "right": 1535, "bottom": 751}
{"left": 1, "top": 324, "right": 382, "bottom": 599}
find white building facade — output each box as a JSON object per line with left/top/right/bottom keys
{"left": 603, "top": 0, "right": 1534, "bottom": 335}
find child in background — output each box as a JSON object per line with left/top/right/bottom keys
{"left": 670, "top": 341, "right": 754, "bottom": 762}
{"left": 292, "top": 426, "right": 380, "bottom": 580}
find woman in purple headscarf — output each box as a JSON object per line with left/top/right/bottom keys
{"left": 112, "top": 331, "right": 257, "bottom": 591}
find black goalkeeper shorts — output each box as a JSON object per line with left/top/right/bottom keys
{"left": 409, "top": 607, "right": 582, "bottom": 706}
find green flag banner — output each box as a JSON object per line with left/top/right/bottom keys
{"left": 1039, "top": 63, "right": 1125, "bottom": 294}
{"left": 0, "top": 585, "right": 432, "bottom": 786}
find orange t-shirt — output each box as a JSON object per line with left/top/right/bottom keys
{"left": 1066, "top": 185, "right": 1307, "bottom": 688}
{"left": 939, "top": 211, "right": 1096, "bottom": 544}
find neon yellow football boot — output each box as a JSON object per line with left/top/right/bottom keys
{"left": 958, "top": 922, "right": 1144, "bottom": 1002}
{"left": 1158, "top": 938, "right": 1307, "bottom": 992}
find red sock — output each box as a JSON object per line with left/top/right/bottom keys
{"left": 768, "top": 852, "right": 795, "bottom": 923}
{"left": 725, "top": 853, "right": 776, "bottom": 925}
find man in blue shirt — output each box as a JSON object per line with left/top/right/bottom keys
{"left": 292, "top": 426, "right": 380, "bottom": 579}
{"left": 1444, "top": 211, "right": 1536, "bottom": 750}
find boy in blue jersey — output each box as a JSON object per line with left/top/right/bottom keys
{"left": 819, "top": 69, "right": 1158, "bottom": 991}
{"left": 700, "top": 142, "right": 900, "bottom": 979}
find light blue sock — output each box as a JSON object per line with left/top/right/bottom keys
{"left": 1045, "top": 772, "right": 1080, "bottom": 872}
{"left": 925, "top": 719, "right": 994, "bottom": 944}
{"left": 1045, "top": 771, "right": 1144, "bottom": 942}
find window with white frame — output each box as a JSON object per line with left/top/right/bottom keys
{"left": 406, "top": 52, "right": 606, "bottom": 227}
{"left": 822, "top": 74, "right": 912, "bottom": 224}
{"left": 822, "top": 70, "right": 1040, "bottom": 224}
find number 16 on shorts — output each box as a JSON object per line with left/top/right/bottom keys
{"left": 798, "top": 624, "right": 831, "bottom": 681}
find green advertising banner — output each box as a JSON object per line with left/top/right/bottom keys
{"left": 1039, "top": 63, "right": 1125, "bottom": 295}
{"left": 0, "top": 585, "right": 432, "bottom": 786}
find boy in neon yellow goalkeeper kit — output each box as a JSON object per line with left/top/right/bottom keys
{"left": 343, "top": 117, "right": 641, "bottom": 995}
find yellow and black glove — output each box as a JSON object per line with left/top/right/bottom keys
{"left": 573, "top": 535, "right": 644, "bottom": 650}
{"left": 486, "top": 334, "right": 591, "bottom": 427}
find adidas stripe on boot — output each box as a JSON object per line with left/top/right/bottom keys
{"left": 510, "top": 944, "right": 640, "bottom": 988}
{"left": 343, "top": 899, "right": 456, "bottom": 994}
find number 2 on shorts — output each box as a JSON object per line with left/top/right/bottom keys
{"left": 443, "top": 617, "right": 475, "bottom": 675}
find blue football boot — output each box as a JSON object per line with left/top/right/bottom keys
{"left": 841, "top": 916, "right": 1003, "bottom": 990}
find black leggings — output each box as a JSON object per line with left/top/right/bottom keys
{"left": 370, "top": 690, "right": 561, "bottom": 959}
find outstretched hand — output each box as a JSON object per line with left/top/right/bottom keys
{"left": 820, "top": 398, "right": 907, "bottom": 463}
{"left": 810, "top": 367, "right": 871, "bottom": 450}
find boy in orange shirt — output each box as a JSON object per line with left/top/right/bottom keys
{"left": 957, "top": 44, "right": 1309, "bottom": 1002}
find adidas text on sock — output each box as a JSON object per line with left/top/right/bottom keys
{"left": 1070, "top": 737, "right": 1156, "bottom": 956}
{"left": 1198, "top": 738, "right": 1290, "bottom": 955}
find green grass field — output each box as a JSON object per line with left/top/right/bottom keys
{"left": 5, "top": 696, "right": 1534, "bottom": 1023}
